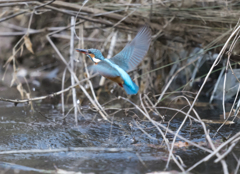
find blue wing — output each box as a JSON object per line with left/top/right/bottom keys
{"left": 110, "top": 25, "right": 151, "bottom": 72}
{"left": 123, "top": 82, "right": 139, "bottom": 95}
{"left": 88, "top": 59, "right": 139, "bottom": 95}
{"left": 88, "top": 60, "right": 120, "bottom": 78}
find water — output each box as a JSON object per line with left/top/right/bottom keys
{"left": 0, "top": 97, "right": 239, "bottom": 174}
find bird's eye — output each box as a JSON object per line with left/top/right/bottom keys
{"left": 88, "top": 50, "right": 92, "bottom": 53}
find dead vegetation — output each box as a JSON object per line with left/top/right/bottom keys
{"left": 1, "top": 0, "right": 240, "bottom": 174}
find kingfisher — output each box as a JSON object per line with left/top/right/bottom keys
{"left": 76, "top": 25, "right": 151, "bottom": 95}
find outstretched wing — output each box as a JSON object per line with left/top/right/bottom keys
{"left": 110, "top": 25, "right": 151, "bottom": 72}
{"left": 88, "top": 60, "right": 120, "bottom": 78}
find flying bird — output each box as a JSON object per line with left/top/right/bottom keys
{"left": 76, "top": 25, "right": 151, "bottom": 95}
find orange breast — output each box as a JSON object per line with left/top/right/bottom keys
{"left": 106, "top": 76, "right": 124, "bottom": 87}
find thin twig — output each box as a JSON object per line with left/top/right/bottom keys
{"left": 46, "top": 34, "right": 108, "bottom": 121}
{"left": 0, "top": 75, "right": 97, "bottom": 104}
{"left": 70, "top": 16, "right": 78, "bottom": 124}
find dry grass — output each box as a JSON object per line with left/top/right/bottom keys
{"left": 1, "top": 0, "right": 240, "bottom": 173}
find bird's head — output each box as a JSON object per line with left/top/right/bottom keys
{"left": 76, "top": 48, "right": 105, "bottom": 64}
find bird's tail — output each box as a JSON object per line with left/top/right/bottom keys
{"left": 123, "top": 82, "right": 139, "bottom": 95}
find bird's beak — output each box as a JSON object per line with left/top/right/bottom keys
{"left": 76, "top": 49, "right": 89, "bottom": 55}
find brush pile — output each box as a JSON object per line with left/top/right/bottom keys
{"left": 1, "top": 0, "right": 240, "bottom": 173}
